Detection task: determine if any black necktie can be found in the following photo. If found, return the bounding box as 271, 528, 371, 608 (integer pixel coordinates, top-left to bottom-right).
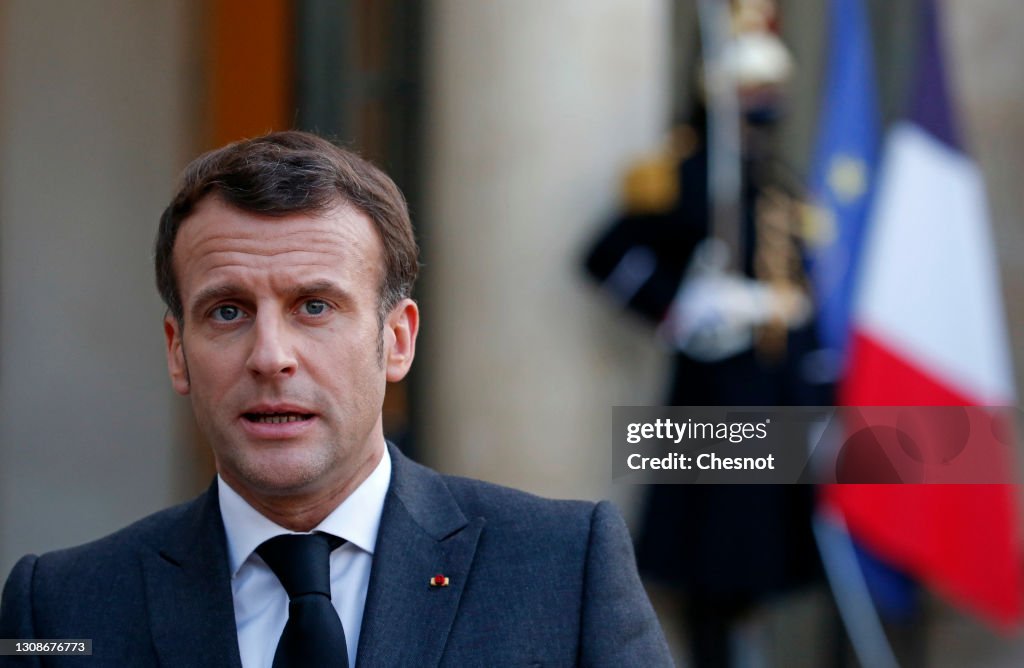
257, 532, 349, 668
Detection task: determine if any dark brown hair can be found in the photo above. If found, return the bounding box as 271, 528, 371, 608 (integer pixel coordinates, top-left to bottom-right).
154, 131, 419, 324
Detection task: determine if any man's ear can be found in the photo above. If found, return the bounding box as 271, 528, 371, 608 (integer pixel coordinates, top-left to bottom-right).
164, 313, 190, 395
383, 298, 419, 383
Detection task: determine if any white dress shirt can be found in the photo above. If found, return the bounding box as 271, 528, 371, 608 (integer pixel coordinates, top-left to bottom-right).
218, 448, 391, 668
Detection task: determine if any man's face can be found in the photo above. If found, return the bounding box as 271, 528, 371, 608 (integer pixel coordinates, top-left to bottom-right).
163, 196, 417, 503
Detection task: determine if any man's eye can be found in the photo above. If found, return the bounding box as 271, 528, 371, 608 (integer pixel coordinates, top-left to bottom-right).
302, 299, 329, 316
212, 305, 242, 322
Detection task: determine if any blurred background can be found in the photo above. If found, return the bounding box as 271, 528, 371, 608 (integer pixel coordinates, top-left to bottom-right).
1, 0, 1023, 665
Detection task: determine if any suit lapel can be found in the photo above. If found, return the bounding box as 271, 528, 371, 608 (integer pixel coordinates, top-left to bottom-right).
356, 445, 483, 667
141, 483, 243, 668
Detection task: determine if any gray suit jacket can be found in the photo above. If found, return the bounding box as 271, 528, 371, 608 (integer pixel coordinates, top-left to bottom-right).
1, 445, 672, 666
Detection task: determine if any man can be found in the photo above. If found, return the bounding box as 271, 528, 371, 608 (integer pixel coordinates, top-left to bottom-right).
0, 131, 672, 667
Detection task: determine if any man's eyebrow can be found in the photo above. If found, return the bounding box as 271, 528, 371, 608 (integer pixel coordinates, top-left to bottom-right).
190, 283, 248, 318
287, 280, 356, 306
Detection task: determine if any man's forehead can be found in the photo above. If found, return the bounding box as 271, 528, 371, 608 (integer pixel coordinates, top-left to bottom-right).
173, 196, 385, 292
176, 196, 382, 259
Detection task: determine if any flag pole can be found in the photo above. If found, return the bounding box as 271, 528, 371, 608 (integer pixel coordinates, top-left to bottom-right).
814, 512, 900, 668
697, 0, 743, 272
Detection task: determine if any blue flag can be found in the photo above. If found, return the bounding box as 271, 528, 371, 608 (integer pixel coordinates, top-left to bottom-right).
808, 0, 880, 360
811, 0, 918, 627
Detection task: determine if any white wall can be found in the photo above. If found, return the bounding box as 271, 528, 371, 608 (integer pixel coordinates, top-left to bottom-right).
0, 1, 198, 575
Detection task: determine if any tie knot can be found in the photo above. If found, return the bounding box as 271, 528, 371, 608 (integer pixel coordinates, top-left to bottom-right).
256, 532, 344, 599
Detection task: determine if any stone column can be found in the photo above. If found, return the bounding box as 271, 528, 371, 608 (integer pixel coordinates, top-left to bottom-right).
418, 0, 672, 501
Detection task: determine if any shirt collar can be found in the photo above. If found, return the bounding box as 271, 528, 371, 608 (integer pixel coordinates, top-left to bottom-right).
218, 447, 392, 577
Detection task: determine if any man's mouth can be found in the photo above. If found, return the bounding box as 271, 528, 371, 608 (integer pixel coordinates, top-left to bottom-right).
243, 412, 315, 424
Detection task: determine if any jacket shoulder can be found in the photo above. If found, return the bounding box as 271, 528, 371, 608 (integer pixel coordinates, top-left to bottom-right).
0, 491, 210, 649
435, 471, 605, 536
429, 471, 636, 571
31, 494, 200, 574
4, 491, 206, 619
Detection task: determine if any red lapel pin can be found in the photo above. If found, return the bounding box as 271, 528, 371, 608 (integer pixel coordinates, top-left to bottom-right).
429, 573, 450, 588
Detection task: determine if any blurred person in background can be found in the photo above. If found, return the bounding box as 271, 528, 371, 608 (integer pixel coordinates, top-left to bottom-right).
584, 1, 831, 665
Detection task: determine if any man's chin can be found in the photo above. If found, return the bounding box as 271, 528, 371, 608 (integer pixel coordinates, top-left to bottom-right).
217, 452, 335, 499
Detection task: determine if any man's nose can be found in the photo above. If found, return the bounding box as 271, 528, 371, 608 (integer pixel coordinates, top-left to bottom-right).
245, 312, 298, 378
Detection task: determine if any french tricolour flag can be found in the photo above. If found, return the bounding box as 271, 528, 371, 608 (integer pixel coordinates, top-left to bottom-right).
823, 0, 1022, 627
